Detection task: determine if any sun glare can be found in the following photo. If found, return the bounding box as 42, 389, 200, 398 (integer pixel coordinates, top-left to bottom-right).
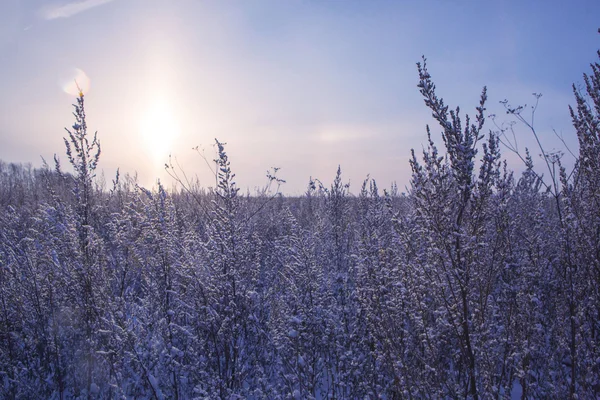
139, 100, 180, 164
60, 68, 91, 96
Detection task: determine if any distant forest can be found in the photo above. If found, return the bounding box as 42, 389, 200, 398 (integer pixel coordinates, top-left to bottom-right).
1, 38, 599, 399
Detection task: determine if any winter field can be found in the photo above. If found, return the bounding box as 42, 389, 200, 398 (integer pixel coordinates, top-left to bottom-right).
1, 41, 600, 400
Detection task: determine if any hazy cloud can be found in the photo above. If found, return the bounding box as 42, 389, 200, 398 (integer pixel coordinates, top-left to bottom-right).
41, 0, 116, 20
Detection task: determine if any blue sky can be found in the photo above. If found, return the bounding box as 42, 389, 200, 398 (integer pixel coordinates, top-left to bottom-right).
0, 0, 598, 194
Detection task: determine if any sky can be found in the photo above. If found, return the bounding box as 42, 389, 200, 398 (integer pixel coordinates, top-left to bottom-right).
0, 0, 599, 194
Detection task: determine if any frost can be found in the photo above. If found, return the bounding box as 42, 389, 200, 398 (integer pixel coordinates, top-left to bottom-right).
2, 53, 600, 399
148, 374, 163, 400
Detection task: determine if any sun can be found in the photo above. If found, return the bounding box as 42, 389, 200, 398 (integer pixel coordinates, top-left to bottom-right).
139, 100, 180, 164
